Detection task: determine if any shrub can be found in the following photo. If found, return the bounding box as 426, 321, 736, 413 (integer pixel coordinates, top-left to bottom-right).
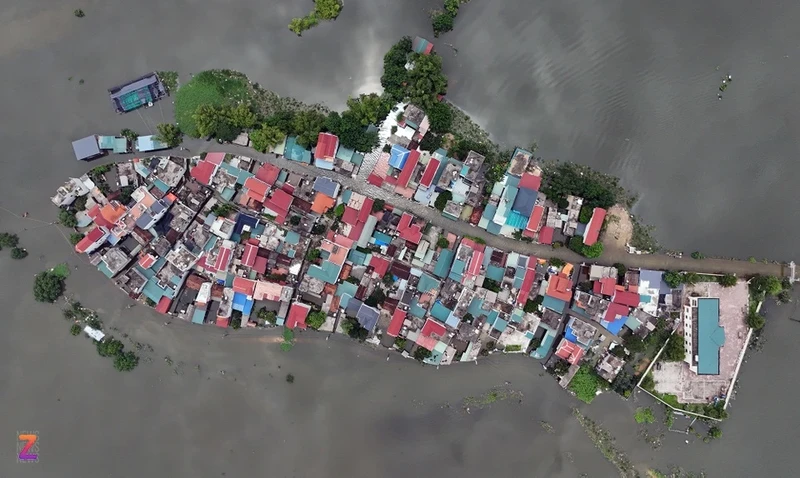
434, 190, 452, 211
691, 251, 704, 259
59, 209, 78, 228
257, 308, 277, 324
74, 9, 85, 18
708, 426, 722, 439
582, 242, 603, 259
156, 71, 178, 93
640, 373, 655, 391
414, 347, 432, 362
114, 351, 139, 371
283, 327, 295, 342
718, 274, 737, 287
437, 236, 450, 249
662, 337, 686, 362
155, 123, 183, 148
286, 373, 295, 383
747, 311, 766, 330
549, 258, 565, 268
0, 232, 19, 248
11, 247, 28, 260
432, 12, 454, 37
70, 324, 81, 336
568, 366, 602, 403
372, 199, 386, 212
634, 407, 655, 424
306, 311, 326, 330
280, 342, 293, 352
173, 70, 250, 137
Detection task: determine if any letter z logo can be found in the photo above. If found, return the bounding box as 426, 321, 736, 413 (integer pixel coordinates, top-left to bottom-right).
18, 433, 38, 461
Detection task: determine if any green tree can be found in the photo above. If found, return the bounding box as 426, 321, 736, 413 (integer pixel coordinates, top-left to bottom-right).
113, 351, 140, 371
11, 247, 28, 259
613, 263, 627, 276
426, 102, 453, 133
420, 132, 443, 152
437, 235, 450, 249
120, 128, 139, 143
578, 206, 593, 223
550, 359, 570, 377
290, 215, 301, 226
265, 111, 297, 134
372, 199, 386, 212
283, 327, 295, 342
623, 334, 645, 353
286, 373, 295, 383
414, 347, 432, 362
193, 104, 230, 138
346, 93, 389, 126
293, 110, 327, 148
434, 190, 452, 211
229, 103, 257, 130
59, 209, 78, 228
549, 257, 566, 268
444, 0, 460, 16
313, 0, 342, 20
155, 123, 183, 148
257, 307, 277, 324
97, 338, 124, 357
364, 289, 386, 307
582, 242, 604, 259
250, 125, 285, 153
383, 273, 394, 285
750, 275, 783, 299
33, 271, 65, 303
431, 12, 455, 37
70, 323, 81, 336
691, 251, 704, 260
157, 71, 179, 92
719, 274, 737, 287
405, 53, 448, 110
568, 236, 584, 254
778, 289, 792, 304
306, 249, 321, 261
640, 373, 655, 391
306, 310, 327, 330
0, 232, 19, 248
381, 37, 413, 102
662, 337, 686, 362
333, 204, 345, 218
663, 271, 684, 288
708, 426, 722, 439
326, 111, 380, 152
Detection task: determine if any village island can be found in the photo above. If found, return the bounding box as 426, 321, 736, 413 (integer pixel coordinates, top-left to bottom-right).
47, 36, 792, 422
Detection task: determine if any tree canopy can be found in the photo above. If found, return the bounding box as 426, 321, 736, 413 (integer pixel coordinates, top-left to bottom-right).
325, 111, 380, 152
293, 110, 327, 148
346, 94, 390, 126
540, 162, 626, 209
434, 190, 452, 211
250, 125, 285, 153
432, 12, 455, 37
719, 274, 737, 287
381, 37, 413, 102
749, 275, 783, 299
33, 271, 65, 303
623, 334, 645, 353
306, 310, 327, 330
155, 123, 183, 148
426, 102, 453, 133
662, 337, 686, 362
568, 365, 602, 403
405, 53, 448, 111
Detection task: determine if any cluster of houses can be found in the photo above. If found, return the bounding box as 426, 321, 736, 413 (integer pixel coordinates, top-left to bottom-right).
71, 134, 169, 161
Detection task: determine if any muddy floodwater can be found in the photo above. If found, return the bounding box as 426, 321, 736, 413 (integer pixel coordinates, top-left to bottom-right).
1, 1, 799, 476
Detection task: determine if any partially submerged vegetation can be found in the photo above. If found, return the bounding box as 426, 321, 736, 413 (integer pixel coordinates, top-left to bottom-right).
288, 0, 343, 36
568, 365, 607, 403
430, 0, 470, 37
573, 409, 638, 477
462, 386, 523, 409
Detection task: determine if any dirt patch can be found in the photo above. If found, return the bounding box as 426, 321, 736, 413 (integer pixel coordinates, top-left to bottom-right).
603, 204, 634, 252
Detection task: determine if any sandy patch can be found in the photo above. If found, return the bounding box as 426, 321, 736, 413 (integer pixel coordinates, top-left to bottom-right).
603, 204, 633, 252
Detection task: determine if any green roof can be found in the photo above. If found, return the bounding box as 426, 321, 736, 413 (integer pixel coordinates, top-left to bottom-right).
431, 302, 452, 323
285, 231, 301, 245
348, 249, 368, 265
433, 249, 455, 279
307, 260, 341, 284
697, 298, 724, 375
486, 265, 505, 282
418, 273, 440, 294
336, 146, 355, 162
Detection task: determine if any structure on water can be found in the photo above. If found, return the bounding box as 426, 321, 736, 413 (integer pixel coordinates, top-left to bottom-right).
108, 73, 167, 114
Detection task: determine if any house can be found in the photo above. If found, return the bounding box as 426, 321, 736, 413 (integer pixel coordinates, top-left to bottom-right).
52, 177, 92, 206
286, 302, 311, 329
387, 309, 407, 337
75, 226, 110, 254
136, 135, 169, 153
98, 136, 129, 154
262, 189, 293, 224
412, 36, 434, 55
554, 338, 584, 365
314, 132, 339, 170
543, 273, 573, 313
596, 352, 626, 382
583, 207, 607, 246
396, 212, 423, 244
72, 135, 102, 161
108, 72, 167, 113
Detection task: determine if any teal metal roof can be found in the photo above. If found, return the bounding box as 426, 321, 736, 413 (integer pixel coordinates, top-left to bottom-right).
336, 146, 355, 162
284, 136, 312, 163
351, 152, 364, 166
98, 136, 116, 149
487, 310, 500, 327
220, 187, 235, 201
624, 314, 642, 331
410, 302, 427, 318
542, 296, 566, 313
486, 265, 505, 282
506, 210, 529, 229
449, 259, 466, 282
113, 137, 128, 153
467, 297, 484, 317
348, 249, 368, 265
97, 261, 114, 278
307, 261, 341, 284
494, 318, 509, 332
431, 302, 452, 323
285, 231, 301, 245
192, 308, 206, 324
433, 249, 455, 279
531, 331, 556, 359
697, 298, 724, 375
418, 273, 440, 294
153, 178, 170, 193
487, 221, 503, 235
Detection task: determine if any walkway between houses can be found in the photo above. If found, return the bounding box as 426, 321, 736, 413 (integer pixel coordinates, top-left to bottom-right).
104, 140, 789, 279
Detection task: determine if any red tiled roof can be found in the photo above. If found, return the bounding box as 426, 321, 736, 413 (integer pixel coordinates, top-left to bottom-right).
583, 207, 607, 246
526, 205, 544, 232
538, 226, 554, 245
459, 237, 486, 253
205, 152, 225, 165
358, 199, 374, 223
594, 277, 617, 296
215, 316, 230, 328
370, 256, 391, 277
387, 309, 406, 337
253, 255, 268, 275
243, 177, 269, 201
264, 189, 293, 223
138, 253, 156, 269
242, 244, 258, 268
519, 173, 542, 191
285, 302, 311, 329
314, 132, 339, 160
517, 268, 538, 306
75, 226, 107, 253
342, 206, 359, 225
255, 163, 280, 185
396, 149, 420, 188
397, 212, 422, 244
367, 173, 383, 186
613, 290, 640, 308
605, 302, 629, 323
87, 204, 113, 229
546, 273, 573, 302
466, 250, 484, 278
155, 296, 172, 314
213, 246, 233, 273
232, 277, 256, 296
417, 318, 446, 351
555, 338, 584, 365
419, 158, 440, 188
190, 160, 217, 185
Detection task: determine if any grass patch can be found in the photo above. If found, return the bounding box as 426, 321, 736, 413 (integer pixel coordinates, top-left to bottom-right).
51, 262, 71, 279
174, 70, 250, 137
634, 407, 655, 424
568, 365, 605, 404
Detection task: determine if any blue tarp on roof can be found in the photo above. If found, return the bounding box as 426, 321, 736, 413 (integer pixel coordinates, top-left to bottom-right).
373, 231, 392, 246
388, 144, 410, 170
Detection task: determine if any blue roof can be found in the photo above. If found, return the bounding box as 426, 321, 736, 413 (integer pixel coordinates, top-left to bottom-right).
486, 221, 503, 235
433, 249, 455, 279
505, 210, 529, 229
531, 331, 556, 359
314, 158, 335, 170
357, 304, 380, 332
542, 296, 566, 313
388, 144, 410, 170
431, 301, 452, 323
697, 298, 724, 375
234, 213, 259, 235
512, 188, 537, 215
313, 177, 340, 197
601, 316, 626, 336
640, 269, 672, 294
468, 297, 485, 317
232, 292, 247, 309
136, 135, 168, 152
564, 324, 579, 343
493, 318, 509, 332
373, 231, 392, 246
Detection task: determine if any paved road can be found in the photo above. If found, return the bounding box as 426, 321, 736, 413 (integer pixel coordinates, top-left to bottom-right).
102, 140, 789, 278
